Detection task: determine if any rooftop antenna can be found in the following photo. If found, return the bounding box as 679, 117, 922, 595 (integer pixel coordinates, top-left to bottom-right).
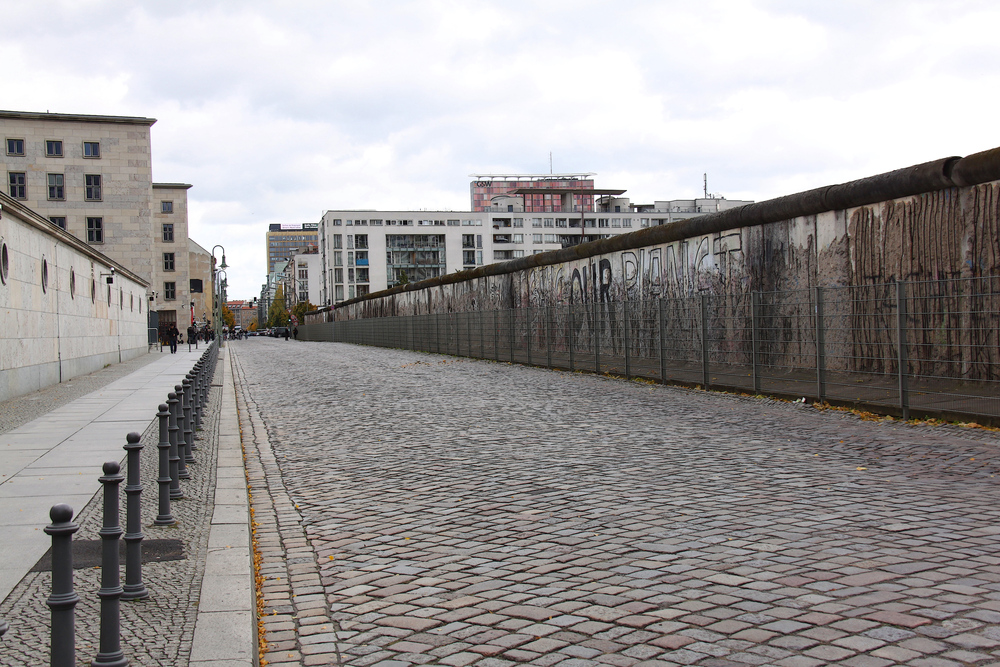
704, 173, 708, 198
550, 152, 553, 175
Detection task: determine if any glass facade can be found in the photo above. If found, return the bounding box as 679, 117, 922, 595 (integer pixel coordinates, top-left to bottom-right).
385, 234, 446, 286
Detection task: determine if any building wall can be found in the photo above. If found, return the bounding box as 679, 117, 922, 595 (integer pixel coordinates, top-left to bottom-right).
1, 112, 157, 284
266, 224, 318, 274
188, 239, 213, 327
152, 183, 193, 333
470, 175, 596, 212
0, 193, 149, 402
317, 211, 647, 305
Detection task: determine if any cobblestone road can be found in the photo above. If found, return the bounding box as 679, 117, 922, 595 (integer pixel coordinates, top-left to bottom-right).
232, 338, 1000, 667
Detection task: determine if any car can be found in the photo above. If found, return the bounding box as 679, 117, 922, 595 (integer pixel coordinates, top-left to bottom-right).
272, 326, 289, 338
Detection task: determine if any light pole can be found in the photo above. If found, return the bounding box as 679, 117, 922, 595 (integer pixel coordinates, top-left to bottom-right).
212, 245, 228, 345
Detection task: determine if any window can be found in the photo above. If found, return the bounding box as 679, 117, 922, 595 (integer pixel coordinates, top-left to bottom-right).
347, 251, 354, 266
357, 267, 369, 282
544, 235, 557, 243
83, 141, 101, 158
164, 281, 176, 300
477, 235, 482, 248
161, 201, 173, 213
623, 218, 632, 228
532, 234, 542, 244
463, 250, 476, 265
462, 234, 475, 249
347, 235, 354, 249
447, 219, 460, 226
370, 219, 383, 226
532, 218, 542, 227
349, 285, 355, 299
476, 250, 483, 265
333, 234, 342, 249
335, 285, 344, 301
512, 234, 523, 244
163, 252, 175, 271
355, 234, 368, 249
190, 279, 203, 293
513, 250, 524, 258
0, 242, 7, 285
6, 139, 24, 156
513, 218, 524, 228
46, 140, 63, 157
334, 252, 343, 266
334, 268, 343, 283
556, 218, 568, 228
611, 218, 621, 228
8, 172, 26, 199
162, 223, 174, 242
356, 285, 369, 297
544, 218, 554, 228
331, 218, 342, 226
85, 174, 102, 201
48, 173, 64, 200
87, 217, 103, 243
49, 216, 66, 229
599, 218, 609, 228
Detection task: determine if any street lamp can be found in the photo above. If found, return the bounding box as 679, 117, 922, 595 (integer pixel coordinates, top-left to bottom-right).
212, 245, 228, 345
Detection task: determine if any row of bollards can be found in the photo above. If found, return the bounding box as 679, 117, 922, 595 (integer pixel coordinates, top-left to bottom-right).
43, 339, 219, 666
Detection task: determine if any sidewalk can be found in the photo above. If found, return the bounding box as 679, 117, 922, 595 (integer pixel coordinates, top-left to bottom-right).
0, 344, 254, 666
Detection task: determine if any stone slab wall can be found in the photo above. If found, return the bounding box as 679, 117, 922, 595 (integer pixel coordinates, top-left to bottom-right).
0, 195, 149, 402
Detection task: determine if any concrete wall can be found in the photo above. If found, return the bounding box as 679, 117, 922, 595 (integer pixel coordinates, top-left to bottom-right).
321, 149, 1000, 382
0, 193, 149, 402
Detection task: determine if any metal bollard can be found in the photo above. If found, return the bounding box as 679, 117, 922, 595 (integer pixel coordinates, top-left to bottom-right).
153, 404, 175, 525
174, 385, 190, 481
122, 432, 148, 601
45, 503, 80, 667
192, 362, 203, 435
93, 461, 128, 667
183, 377, 196, 459
167, 392, 183, 499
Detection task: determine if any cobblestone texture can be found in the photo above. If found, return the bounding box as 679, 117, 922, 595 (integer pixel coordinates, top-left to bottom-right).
0, 354, 223, 666
232, 338, 1000, 667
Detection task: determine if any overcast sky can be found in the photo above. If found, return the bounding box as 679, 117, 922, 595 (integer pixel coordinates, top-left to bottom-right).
5, 0, 999, 298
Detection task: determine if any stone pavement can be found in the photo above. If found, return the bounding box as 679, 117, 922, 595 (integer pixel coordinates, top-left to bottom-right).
231, 338, 1000, 667
0, 343, 254, 666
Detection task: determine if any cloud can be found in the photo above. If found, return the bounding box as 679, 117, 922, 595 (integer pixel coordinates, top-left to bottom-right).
3, 0, 999, 298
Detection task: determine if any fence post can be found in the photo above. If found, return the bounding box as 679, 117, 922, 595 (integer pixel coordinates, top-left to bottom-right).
46, 503, 80, 667
546, 305, 553, 369
568, 305, 575, 371
122, 432, 148, 601
896, 280, 910, 420
526, 307, 532, 366
467, 311, 472, 358
436, 313, 441, 355
701, 294, 710, 390
93, 461, 127, 667
494, 309, 499, 361
154, 403, 175, 525
815, 286, 826, 402
751, 291, 761, 394
623, 300, 631, 380
479, 309, 485, 360
509, 308, 515, 363
594, 303, 601, 374
659, 298, 667, 384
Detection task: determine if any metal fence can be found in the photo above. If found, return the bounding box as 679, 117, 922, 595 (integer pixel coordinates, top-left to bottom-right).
301, 276, 1000, 423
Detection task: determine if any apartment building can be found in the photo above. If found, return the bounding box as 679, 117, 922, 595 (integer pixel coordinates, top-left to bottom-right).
470, 173, 596, 213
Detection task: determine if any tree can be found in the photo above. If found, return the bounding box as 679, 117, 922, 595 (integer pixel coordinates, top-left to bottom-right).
267, 285, 289, 327
248, 318, 258, 332
291, 300, 316, 325
396, 270, 410, 286
222, 304, 236, 329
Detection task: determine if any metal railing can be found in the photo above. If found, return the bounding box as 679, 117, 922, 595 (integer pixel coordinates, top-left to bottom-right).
301, 276, 1000, 423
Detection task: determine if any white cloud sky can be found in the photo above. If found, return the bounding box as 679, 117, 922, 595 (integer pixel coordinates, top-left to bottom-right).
4, 0, 999, 298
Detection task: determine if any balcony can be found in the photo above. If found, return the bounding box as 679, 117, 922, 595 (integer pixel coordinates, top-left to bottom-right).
355, 258, 369, 266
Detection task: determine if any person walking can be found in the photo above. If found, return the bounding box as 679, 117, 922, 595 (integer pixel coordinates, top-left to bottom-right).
293, 326, 299, 340
168, 324, 179, 354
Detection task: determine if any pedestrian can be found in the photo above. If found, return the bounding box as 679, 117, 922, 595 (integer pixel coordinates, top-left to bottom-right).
168, 324, 179, 354
293, 326, 299, 340
187, 325, 197, 349
284, 327, 290, 341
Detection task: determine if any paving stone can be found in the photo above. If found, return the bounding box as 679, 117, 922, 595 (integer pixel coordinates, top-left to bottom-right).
224, 342, 1000, 667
